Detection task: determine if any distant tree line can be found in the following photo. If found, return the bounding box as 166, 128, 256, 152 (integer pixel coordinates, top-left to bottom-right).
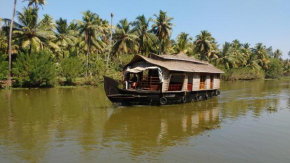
0, 0, 289, 87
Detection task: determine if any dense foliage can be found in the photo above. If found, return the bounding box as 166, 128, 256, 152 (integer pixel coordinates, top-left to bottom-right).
13, 51, 56, 87
0, 53, 8, 80
265, 58, 283, 79
60, 56, 84, 84
0, 1, 289, 87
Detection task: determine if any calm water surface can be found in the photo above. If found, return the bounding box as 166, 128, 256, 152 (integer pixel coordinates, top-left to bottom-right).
0, 79, 290, 163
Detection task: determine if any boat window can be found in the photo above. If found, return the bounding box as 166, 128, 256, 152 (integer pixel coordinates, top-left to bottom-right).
200, 74, 206, 90
168, 74, 185, 91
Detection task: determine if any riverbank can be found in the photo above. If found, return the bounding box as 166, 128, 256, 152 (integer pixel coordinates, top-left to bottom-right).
2, 76, 289, 89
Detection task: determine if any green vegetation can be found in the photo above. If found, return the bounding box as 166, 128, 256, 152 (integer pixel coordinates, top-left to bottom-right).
13, 51, 56, 87
0, 53, 8, 80
59, 56, 84, 84
265, 58, 283, 79
222, 68, 265, 81
0, 1, 289, 87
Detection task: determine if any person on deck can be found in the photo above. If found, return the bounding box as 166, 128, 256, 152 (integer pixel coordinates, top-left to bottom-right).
130, 74, 138, 82
130, 74, 138, 89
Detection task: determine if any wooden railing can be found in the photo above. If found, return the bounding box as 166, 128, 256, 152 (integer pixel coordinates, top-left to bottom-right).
131, 77, 161, 91
168, 83, 183, 91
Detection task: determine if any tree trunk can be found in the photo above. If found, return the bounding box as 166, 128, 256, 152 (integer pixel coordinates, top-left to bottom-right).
7, 0, 17, 87
106, 14, 113, 69
158, 40, 162, 55
86, 35, 90, 77
29, 44, 32, 56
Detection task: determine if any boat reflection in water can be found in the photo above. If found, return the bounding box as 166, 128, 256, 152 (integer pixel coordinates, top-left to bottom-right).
102, 98, 220, 157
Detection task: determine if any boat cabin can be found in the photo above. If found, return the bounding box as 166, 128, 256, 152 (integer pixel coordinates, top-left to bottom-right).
123, 53, 224, 93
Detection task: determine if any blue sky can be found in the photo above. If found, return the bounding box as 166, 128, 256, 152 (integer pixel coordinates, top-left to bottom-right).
1, 0, 289, 59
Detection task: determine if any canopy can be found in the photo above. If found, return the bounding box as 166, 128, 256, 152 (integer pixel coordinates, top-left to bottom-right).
124, 62, 163, 82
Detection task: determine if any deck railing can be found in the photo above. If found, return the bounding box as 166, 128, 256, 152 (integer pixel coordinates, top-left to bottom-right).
130, 76, 161, 91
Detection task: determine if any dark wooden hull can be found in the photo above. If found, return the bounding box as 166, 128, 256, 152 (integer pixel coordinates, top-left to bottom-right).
104, 76, 220, 106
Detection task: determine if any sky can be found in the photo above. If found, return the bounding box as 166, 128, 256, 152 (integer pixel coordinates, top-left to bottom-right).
0, 0, 289, 59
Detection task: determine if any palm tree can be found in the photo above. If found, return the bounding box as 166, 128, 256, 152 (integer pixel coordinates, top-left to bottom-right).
54, 18, 77, 58
12, 7, 57, 54
39, 14, 55, 30
151, 10, 173, 54
0, 19, 8, 54
267, 46, 274, 57
132, 15, 157, 55
229, 39, 246, 66
77, 10, 106, 77
194, 30, 215, 61
23, 0, 46, 8
253, 43, 270, 69
274, 49, 282, 59
6, 0, 47, 86
241, 43, 260, 70
112, 18, 138, 56
214, 42, 239, 69
174, 32, 192, 54
7, 0, 17, 86
245, 54, 261, 71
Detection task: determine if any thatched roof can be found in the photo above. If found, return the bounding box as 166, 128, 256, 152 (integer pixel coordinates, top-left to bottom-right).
154, 52, 206, 64
125, 53, 224, 74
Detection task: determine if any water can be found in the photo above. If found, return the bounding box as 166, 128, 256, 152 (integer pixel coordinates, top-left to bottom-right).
0, 79, 289, 163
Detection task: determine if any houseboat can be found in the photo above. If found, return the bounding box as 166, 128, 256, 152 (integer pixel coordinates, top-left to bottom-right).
104, 53, 224, 105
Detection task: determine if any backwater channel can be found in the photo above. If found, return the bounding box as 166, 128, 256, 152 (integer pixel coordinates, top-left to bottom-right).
0, 79, 290, 163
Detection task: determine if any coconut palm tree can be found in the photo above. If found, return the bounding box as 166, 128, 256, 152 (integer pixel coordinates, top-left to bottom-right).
6, 0, 46, 86
77, 10, 106, 77
12, 7, 57, 55
132, 15, 157, 55
253, 43, 270, 69
173, 32, 192, 54
240, 43, 260, 70
0, 19, 8, 54
7, 0, 17, 86
151, 10, 173, 54
112, 18, 138, 56
194, 30, 215, 61
229, 40, 246, 66
23, 0, 46, 8
246, 55, 261, 71
274, 49, 282, 59
267, 46, 274, 57
68, 22, 79, 31
54, 18, 77, 58
214, 42, 239, 69
39, 14, 55, 30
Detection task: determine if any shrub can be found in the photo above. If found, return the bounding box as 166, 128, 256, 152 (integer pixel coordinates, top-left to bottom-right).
0, 53, 8, 80
222, 67, 264, 81
265, 58, 283, 79
60, 57, 84, 84
13, 51, 56, 87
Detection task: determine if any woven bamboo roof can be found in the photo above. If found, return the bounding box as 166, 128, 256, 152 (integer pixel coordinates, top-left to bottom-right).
125, 53, 224, 74
154, 52, 207, 64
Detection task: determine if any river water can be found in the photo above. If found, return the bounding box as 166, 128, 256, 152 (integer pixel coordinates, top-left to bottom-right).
0, 79, 290, 163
